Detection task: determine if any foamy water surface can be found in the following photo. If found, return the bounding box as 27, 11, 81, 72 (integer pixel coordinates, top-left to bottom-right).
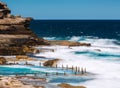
0, 36, 120, 88
37, 36, 120, 88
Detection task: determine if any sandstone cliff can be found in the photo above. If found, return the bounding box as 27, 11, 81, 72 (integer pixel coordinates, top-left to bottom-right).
0, 1, 91, 55
0, 1, 49, 55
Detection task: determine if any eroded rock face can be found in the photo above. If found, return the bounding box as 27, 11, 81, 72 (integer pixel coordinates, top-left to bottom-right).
0, 2, 11, 19
0, 1, 49, 55
0, 2, 34, 33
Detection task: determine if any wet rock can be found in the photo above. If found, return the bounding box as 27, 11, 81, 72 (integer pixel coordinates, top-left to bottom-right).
0, 57, 7, 65
16, 55, 28, 60
22, 46, 36, 53
50, 40, 91, 47
58, 83, 86, 88
23, 38, 50, 46
0, 47, 26, 55
95, 49, 101, 52
16, 55, 36, 61
43, 59, 60, 67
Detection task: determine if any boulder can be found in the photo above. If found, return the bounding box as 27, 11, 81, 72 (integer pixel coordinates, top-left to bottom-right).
0, 57, 7, 64
43, 59, 60, 67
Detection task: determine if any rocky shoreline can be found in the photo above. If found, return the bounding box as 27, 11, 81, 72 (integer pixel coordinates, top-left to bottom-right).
0, 1, 91, 55
0, 1, 49, 55
0, 76, 44, 88
0, 1, 88, 88
0, 76, 86, 88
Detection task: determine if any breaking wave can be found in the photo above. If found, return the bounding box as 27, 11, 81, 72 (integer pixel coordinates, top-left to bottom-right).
39, 36, 120, 88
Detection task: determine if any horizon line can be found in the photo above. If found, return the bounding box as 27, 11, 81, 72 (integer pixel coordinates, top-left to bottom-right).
33, 19, 120, 20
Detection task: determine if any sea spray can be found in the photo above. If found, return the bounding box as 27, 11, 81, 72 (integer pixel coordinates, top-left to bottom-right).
35, 37, 120, 88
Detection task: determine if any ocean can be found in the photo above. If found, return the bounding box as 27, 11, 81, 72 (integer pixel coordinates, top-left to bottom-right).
30, 20, 120, 88
30, 20, 120, 40
0, 20, 120, 88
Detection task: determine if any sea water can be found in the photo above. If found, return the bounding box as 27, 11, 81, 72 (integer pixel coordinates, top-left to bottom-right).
0, 20, 120, 88
31, 20, 120, 88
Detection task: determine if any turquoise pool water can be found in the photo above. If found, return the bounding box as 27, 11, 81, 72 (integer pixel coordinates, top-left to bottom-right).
0, 65, 80, 76
0, 65, 92, 84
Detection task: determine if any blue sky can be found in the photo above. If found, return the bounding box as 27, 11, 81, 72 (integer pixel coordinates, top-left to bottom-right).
4, 0, 120, 19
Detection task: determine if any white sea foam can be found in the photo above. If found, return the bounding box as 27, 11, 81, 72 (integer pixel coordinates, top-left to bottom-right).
44, 36, 120, 48
69, 36, 81, 41
35, 37, 120, 88
0, 65, 65, 74
0, 65, 29, 68
44, 37, 56, 40
1, 36, 120, 88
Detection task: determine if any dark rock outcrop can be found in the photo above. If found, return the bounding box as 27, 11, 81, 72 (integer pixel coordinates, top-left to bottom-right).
0, 2, 11, 19
0, 1, 49, 55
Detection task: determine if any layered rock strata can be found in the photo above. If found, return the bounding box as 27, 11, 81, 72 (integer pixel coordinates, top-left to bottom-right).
0, 1, 49, 55
0, 1, 91, 55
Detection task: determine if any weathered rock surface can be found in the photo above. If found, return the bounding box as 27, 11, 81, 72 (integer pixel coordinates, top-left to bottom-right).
0, 1, 91, 56
16, 55, 36, 61
58, 83, 86, 88
0, 77, 44, 88
0, 1, 49, 55
43, 59, 60, 67
50, 40, 91, 46
0, 2, 10, 19
0, 57, 7, 64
